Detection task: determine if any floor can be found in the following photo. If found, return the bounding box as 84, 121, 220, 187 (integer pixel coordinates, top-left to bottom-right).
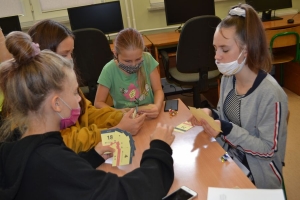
166, 87, 300, 200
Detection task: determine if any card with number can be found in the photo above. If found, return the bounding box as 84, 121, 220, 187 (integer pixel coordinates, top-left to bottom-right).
101, 128, 135, 166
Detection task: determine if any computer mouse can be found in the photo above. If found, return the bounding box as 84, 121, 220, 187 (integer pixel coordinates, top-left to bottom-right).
287, 19, 294, 24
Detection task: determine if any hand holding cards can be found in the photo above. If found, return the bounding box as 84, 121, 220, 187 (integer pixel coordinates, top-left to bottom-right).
189, 106, 222, 132
101, 128, 136, 166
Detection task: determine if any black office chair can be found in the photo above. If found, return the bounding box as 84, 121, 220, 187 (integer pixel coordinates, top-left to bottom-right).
72, 28, 113, 103
160, 15, 221, 108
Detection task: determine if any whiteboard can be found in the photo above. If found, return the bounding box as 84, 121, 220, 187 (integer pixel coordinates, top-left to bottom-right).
0, 0, 24, 18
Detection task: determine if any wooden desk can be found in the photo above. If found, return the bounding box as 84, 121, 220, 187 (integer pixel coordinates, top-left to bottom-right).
97, 99, 255, 199
263, 14, 300, 30
143, 14, 300, 95
144, 31, 180, 61
263, 14, 300, 95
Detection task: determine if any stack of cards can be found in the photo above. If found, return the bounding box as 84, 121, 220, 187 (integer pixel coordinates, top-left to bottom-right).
174, 121, 194, 133
101, 128, 135, 167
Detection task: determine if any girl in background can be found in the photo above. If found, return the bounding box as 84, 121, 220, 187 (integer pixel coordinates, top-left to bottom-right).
95, 28, 164, 119
0, 20, 145, 153
0, 31, 175, 200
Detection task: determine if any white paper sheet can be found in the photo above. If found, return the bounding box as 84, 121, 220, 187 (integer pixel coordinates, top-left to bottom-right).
207, 187, 285, 200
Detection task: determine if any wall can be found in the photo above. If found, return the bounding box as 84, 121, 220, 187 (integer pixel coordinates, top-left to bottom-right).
16, 0, 300, 34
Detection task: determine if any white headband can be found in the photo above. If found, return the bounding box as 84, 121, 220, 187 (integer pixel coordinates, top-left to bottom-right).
229, 7, 246, 17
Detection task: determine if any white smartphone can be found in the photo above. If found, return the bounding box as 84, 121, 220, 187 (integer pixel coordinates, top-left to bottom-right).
162, 186, 197, 200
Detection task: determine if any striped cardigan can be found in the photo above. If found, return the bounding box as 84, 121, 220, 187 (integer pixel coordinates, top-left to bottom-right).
214, 70, 288, 189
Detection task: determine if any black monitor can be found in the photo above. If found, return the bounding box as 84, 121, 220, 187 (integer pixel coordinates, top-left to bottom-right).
67, 2, 124, 42
246, 0, 293, 22
0, 16, 22, 36
164, 0, 215, 27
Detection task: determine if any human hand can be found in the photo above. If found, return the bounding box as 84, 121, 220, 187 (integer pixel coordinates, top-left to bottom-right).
94, 142, 115, 160
188, 116, 202, 126
201, 108, 212, 117
200, 119, 221, 138
138, 104, 160, 119
116, 108, 146, 135
150, 123, 175, 146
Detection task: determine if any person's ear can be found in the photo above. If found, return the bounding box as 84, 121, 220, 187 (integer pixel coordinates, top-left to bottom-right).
51, 96, 62, 112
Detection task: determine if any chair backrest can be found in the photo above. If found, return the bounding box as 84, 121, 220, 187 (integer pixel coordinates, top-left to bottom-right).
269, 31, 300, 66
176, 15, 221, 74
73, 28, 113, 102
266, 26, 300, 48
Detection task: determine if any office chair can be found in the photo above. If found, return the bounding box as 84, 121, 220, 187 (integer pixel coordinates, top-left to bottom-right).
160, 15, 221, 108
72, 28, 114, 103
269, 31, 300, 86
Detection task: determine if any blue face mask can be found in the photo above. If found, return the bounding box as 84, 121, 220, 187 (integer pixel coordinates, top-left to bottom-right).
118, 60, 144, 74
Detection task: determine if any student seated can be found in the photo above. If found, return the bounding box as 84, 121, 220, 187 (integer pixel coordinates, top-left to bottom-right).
95, 28, 164, 119
0, 20, 146, 154
0, 31, 175, 200
190, 4, 288, 189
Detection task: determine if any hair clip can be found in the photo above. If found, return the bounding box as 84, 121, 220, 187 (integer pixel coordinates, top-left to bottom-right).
31, 42, 40, 56
229, 7, 246, 17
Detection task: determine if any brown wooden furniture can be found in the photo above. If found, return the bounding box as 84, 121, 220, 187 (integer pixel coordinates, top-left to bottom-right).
144, 32, 180, 75
268, 27, 300, 86
97, 99, 255, 199
143, 14, 300, 95
264, 14, 300, 94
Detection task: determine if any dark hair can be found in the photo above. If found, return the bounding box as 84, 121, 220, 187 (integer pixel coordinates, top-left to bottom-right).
0, 31, 74, 142
218, 4, 272, 73
27, 19, 86, 114
28, 19, 74, 53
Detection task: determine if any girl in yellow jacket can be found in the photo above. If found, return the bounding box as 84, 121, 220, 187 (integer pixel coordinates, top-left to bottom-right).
0, 20, 145, 153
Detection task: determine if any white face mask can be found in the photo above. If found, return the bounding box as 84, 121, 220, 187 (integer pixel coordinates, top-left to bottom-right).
215, 50, 246, 76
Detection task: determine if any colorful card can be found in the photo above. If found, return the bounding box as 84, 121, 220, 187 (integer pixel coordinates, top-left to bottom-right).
174, 121, 194, 133
101, 128, 135, 166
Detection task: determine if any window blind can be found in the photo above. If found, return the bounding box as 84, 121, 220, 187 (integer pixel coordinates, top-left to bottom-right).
39, 0, 94, 12
0, 0, 24, 18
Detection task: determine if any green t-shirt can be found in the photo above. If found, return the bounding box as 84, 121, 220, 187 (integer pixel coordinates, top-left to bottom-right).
98, 52, 158, 109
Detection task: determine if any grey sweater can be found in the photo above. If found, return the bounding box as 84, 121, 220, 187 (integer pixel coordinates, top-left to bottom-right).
214, 71, 288, 189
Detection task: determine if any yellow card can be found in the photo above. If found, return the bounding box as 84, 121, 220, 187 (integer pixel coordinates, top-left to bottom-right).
138, 104, 153, 111
189, 106, 222, 132
119, 146, 131, 165
132, 109, 137, 119
101, 129, 118, 146
174, 121, 194, 133
110, 142, 120, 167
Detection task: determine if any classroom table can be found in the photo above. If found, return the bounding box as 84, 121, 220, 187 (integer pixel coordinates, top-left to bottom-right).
97, 99, 256, 199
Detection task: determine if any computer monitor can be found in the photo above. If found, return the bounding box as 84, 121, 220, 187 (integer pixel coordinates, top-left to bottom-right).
0, 16, 22, 36
164, 0, 215, 27
67, 2, 124, 42
246, 0, 293, 22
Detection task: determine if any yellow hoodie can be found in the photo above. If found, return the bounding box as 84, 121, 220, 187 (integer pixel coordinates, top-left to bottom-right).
60, 97, 123, 153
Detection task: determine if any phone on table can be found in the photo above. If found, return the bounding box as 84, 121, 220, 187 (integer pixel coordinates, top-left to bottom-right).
162, 186, 197, 200
164, 99, 179, 112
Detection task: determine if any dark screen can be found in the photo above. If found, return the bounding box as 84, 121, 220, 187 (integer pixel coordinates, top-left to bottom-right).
245, 0, 292, 12
163, 188, 193, 200
164, 0, 215, 25
67, 2, 124, 34
0, 16, 22, 35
